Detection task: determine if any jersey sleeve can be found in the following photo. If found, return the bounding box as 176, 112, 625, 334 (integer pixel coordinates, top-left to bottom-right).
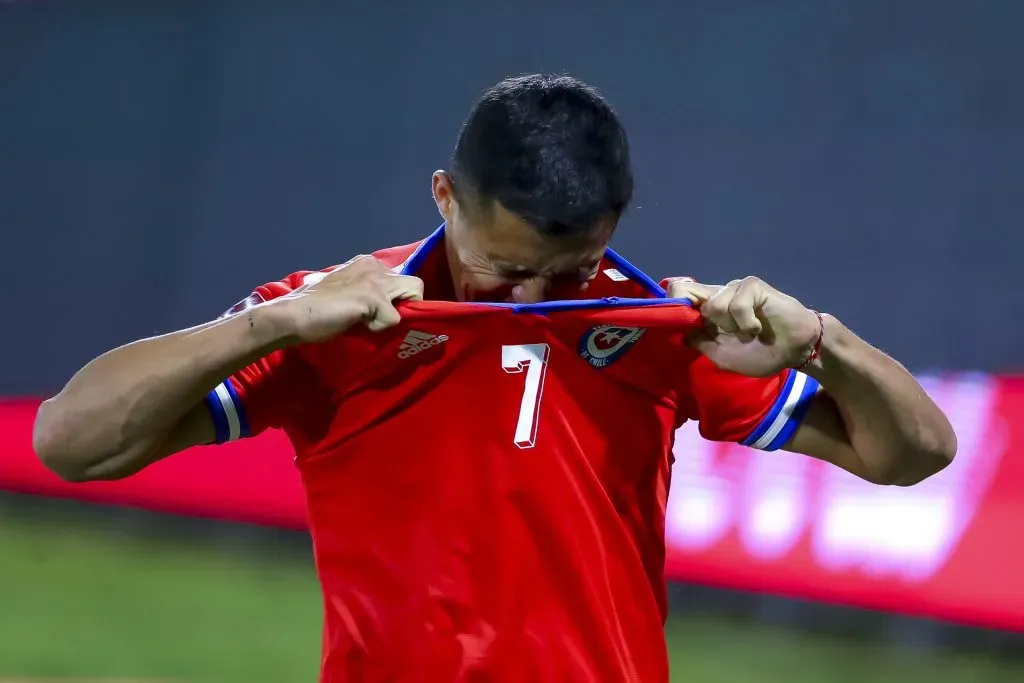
679, 355, 821, 451
203, 273, 315, 444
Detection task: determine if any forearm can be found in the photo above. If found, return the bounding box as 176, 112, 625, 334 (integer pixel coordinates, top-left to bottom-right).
803, 315, 957, 485
33, 303, 294, 476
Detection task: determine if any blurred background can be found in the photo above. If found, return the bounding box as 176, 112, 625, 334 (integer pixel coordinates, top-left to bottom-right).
1, 0, 1022, 681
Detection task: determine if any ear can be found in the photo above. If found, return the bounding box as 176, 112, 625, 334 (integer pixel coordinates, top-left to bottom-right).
432, 170, 457, 222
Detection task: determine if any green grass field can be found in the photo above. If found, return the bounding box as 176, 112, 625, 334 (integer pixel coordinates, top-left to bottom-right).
1, 504, 1021, 683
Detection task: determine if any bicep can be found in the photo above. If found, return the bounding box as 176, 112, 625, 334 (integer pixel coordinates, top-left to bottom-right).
139, 357, 303, 471
162, 401, 218, 455
782, 392, 872, 480
681, 350, 880, 482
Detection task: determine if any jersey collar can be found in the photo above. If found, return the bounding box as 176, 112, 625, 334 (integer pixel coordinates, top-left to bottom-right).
399, 223, 667, 298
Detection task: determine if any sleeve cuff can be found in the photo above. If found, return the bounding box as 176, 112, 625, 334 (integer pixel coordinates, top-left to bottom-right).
740, 370, 821, 451
204, 380, 251, 444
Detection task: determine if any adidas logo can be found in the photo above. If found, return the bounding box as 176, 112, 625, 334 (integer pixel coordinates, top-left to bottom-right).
397, 329, 449, 359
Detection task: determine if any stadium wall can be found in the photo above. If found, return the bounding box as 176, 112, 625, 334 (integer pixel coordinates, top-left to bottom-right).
3, 372, 1021, 631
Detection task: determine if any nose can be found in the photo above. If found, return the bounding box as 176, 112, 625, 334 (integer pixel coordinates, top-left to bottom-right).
512, 277, 549, 304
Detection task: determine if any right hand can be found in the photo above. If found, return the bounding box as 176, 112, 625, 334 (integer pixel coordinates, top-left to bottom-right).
272, 256, 424, 342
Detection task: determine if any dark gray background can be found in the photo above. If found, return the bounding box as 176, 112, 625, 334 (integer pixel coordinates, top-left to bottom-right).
2, 0, 1021, 395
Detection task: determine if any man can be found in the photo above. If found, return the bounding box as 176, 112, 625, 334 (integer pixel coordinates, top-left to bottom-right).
33, 74, 956, 682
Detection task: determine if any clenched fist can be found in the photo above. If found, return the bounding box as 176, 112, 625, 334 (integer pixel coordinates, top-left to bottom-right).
270, 256, 424, 342
667, 276, 821, 378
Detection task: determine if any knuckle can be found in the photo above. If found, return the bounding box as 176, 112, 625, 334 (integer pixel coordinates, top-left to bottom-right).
740, 275, 762, 286
704, 289, 729, 308
339, 256, 365, 271
702, 300, 727, 318
727, 297, 749, 314
345, 255, 384, 276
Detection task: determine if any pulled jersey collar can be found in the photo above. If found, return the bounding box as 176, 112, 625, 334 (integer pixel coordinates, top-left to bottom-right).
399, 223, 667, 298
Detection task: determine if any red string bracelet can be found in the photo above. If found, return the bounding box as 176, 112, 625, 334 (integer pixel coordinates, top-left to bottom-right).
796, 310, 825, 371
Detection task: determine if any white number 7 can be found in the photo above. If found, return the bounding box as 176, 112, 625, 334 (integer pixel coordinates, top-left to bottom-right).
501, 343, 551, 449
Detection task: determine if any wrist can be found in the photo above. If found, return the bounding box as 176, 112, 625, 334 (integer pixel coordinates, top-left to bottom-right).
248, 299, 303, 350
793, 309, 824, 371
799, 314, 848, 382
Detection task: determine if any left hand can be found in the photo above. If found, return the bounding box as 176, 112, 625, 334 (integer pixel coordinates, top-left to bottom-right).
667, 276, 821, 378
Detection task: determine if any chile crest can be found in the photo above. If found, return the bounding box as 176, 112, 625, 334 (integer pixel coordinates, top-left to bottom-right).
578, 325, 646, 368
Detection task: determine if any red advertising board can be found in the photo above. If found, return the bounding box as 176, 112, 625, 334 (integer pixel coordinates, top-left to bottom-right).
2, 372, 1022, 630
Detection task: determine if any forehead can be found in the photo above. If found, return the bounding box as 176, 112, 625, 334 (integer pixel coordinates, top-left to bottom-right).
470, 202, 614, 271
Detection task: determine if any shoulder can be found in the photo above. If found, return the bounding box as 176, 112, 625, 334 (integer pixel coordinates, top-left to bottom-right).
219, 267, 338, 317
581, 260, 661, 299
372, 239, 425, 272
255, 268, 338, 299
221, 241, 423, 318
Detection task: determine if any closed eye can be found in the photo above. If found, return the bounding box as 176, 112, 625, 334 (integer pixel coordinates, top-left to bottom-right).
500, 268, 537, 280
498, 262, 598, 283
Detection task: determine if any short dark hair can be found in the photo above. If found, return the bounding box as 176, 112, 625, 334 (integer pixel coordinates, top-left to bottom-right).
451, 74, 633, 237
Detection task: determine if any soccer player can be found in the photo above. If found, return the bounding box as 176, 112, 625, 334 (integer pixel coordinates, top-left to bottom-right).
33, 75, 956, 682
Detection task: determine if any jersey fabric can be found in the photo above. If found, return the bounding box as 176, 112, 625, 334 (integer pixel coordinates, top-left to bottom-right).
205, 224, 820, 683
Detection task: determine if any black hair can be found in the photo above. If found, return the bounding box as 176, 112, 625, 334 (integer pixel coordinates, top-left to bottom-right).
450, 74, 633, 237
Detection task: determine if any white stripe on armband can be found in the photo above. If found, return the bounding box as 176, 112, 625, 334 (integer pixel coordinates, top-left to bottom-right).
205, 380, 249, 444
742, 370, 821, 451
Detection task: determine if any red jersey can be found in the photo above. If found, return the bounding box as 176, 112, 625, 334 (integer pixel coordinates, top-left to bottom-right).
205, 225, 819, 682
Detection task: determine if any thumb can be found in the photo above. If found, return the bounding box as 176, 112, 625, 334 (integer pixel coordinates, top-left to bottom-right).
364, 300, 402, 333
387, 274, 424, 302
